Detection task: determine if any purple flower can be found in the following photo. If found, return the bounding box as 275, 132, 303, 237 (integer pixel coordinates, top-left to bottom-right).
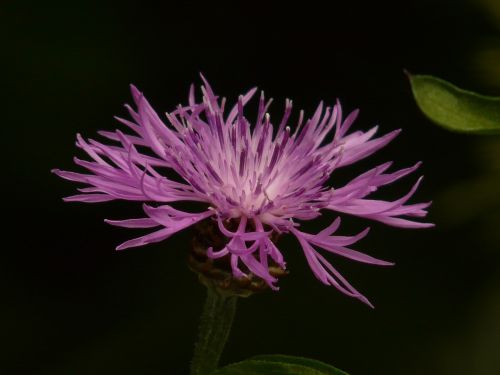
53, 76, 432, 306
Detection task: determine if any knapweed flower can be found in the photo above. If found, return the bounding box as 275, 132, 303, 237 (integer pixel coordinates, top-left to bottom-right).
53, 76, 432, 306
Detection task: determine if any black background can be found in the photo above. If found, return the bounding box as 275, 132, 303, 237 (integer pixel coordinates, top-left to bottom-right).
3, 0, 500, 374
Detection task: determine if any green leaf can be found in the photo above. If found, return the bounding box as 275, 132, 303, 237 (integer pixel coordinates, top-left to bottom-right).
211, 354, 348, 375
250, 355, 349, 374
408, 74, 500, 134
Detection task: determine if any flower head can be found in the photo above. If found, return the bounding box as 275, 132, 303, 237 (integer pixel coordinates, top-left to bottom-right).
53, 76, 432, 306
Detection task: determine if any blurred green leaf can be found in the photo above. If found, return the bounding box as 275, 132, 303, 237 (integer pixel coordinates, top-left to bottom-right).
211, 354, 348, 375
408, 74, 500, 134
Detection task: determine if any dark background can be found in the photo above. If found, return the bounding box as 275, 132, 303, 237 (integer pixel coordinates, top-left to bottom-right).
3, 0, 500, 374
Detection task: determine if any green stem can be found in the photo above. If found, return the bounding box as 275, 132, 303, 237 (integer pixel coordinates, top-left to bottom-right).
190, 285, 238, 375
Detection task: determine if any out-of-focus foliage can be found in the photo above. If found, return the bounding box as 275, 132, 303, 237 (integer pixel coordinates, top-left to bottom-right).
471, 44, 500, 90
435, 137, 500, 241
409, 74, 500, 134
468, 0, 500, 90
475, 0, 500, 30
435, 277, 500, 375
432, 134, 500, 374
